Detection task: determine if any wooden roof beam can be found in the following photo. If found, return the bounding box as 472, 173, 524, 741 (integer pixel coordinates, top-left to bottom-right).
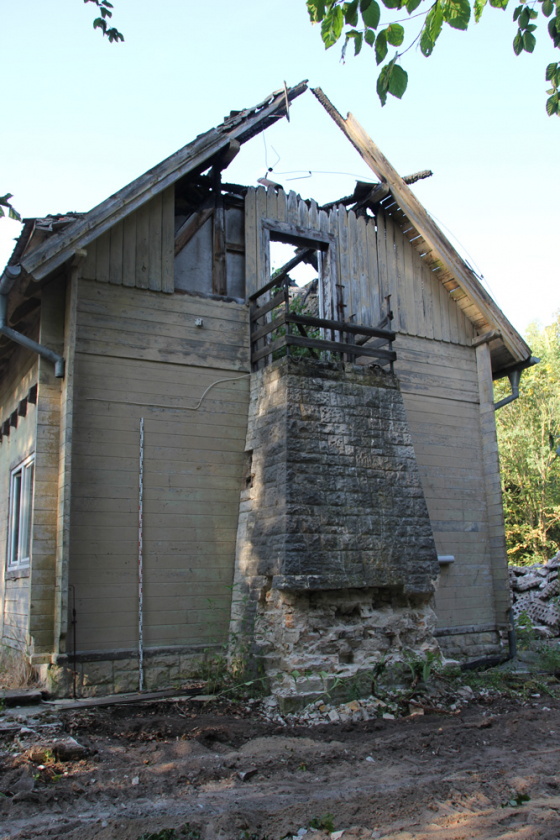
311, 86, 531, 365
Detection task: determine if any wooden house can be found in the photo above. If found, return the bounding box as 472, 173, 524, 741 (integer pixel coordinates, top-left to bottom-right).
0, 82, 534, 697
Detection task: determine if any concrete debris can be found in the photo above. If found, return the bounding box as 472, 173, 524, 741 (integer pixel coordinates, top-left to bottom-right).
510, 552, 560, 636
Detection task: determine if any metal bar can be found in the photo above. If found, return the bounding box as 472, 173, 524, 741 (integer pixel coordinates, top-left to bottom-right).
138, 417, 144, 693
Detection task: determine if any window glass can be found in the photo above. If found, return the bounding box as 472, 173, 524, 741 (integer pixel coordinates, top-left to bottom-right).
8, 456, 34, 569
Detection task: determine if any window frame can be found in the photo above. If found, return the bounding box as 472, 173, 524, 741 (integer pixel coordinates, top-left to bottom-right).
7, 454, 35, 570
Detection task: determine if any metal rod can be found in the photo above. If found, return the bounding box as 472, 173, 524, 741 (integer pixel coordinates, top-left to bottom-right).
138, 417, 144, 692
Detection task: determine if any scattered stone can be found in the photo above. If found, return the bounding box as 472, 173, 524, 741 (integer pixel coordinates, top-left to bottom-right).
237, 768, 258, 781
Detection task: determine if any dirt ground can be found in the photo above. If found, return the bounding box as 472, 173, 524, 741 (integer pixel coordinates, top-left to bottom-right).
2, 689, 560, 840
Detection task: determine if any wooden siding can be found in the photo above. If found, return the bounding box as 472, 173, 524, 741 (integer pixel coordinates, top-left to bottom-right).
394, 334, 496, 629
0, 347, 38, 650
69, 277, 251, 652
82, 188, 175, 295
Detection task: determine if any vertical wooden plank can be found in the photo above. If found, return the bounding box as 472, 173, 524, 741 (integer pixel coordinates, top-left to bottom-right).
449, 291, 459, 343
384, 217, 399, 330
431, 271, 442, 341
366, 218, 381, 325
298, 197, 309, 230
318, 209, 330, 321
82, 240, 97, 281
161, 185, 174, 294
123, 211, 137, 289
255, 186, 268, 291
463, 309, 475, 342
375, 212, 388, 305
109, 220, 123, 286
287, 191, 298, 227
266, 186, 278, 224
356, 215, 369, 327
394, 224, 408, 333
411, 247, 425, 338
309, 199, 319, 230
421, 261, 434, 340
337, 206, 350, 324
96, 231, 110, 283
135, 203, 150, 289
403, 235, 416, 337
244, 188, 258, 300
276, 189, 287, 224
148, 193, 163, 292
439, 279, 450, 342
347, 209, 359, 322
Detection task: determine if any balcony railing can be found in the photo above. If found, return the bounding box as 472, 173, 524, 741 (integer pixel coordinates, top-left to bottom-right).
249, 274, 397, 372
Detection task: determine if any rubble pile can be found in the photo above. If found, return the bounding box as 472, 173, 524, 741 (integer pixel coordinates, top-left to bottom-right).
258, 683, 487, 726
510, 551, 560, 637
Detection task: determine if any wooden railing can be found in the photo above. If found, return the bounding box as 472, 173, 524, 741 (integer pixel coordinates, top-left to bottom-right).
249, 275, 396, 372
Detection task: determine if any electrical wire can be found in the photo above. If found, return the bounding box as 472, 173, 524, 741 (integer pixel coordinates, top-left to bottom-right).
85, 374, 251, 412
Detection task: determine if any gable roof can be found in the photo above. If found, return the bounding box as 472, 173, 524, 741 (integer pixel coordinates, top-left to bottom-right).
17, 81, 308, 283
6, 81, 530, 375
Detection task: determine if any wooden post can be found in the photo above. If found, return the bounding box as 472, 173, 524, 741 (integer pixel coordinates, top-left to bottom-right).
212, 167, 227, 297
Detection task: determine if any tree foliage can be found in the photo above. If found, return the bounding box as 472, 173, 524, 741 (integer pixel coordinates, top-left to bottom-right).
495, 314, 560, 564
85, 0, 124, 43
306, 0, 560, 115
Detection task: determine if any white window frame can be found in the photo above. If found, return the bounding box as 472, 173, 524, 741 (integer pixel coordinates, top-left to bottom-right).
7, 454, 34, 570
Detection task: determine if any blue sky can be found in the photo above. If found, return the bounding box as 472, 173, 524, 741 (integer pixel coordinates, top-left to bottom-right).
1, 0, 558, 335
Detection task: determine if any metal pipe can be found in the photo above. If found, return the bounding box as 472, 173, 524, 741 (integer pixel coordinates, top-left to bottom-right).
0, 270, 65, 378
138, 417, 144, 692
494, 356, 539, 411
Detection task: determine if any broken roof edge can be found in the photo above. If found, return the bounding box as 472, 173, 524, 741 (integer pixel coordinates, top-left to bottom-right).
16, 80, 308, 283
311, 87, 531, 368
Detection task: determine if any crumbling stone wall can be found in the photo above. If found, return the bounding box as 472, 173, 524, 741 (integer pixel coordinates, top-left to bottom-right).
231, 358, 440, 705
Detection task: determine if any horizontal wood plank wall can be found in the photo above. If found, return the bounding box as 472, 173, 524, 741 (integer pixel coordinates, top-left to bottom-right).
75, 280, 250, 371
394, 334, 496, 630
0, 349, 38, 649
69, 277, 251, 652
82, 188, 175, 295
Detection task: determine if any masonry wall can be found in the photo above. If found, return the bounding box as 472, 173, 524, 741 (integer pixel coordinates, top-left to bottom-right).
231, 358, 440, 707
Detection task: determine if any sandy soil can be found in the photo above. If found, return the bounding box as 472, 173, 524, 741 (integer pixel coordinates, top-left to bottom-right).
2, 692, 560, 840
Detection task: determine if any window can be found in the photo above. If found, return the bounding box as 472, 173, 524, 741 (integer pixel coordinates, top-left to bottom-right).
8, 455, 34, 569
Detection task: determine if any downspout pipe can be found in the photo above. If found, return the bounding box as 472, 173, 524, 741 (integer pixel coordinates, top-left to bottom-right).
0, 265, 65, 378
494, 356, 539, 411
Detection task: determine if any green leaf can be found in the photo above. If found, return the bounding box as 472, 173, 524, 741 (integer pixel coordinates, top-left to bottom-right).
406, 0, 423, 10
488, 0, 509, 8
0, 194, 14, 205
513, 29, 523, 52
420, 2, 444, 55
387, 22, 405, 43
383, 0, 406, 8
523, 30, 536, 49
344, 0, 359, 25
549, 16, 560, 48
346, 28, 364, 52
321, 5, 344, 47
364, 26, 376, 44
8, 206, 21, 222
513, 4, 522, 20
361, 0, 381, 27
546, 93, 559, 114
518, 8, 530, 27
475, 0, 487, 22
441, 0, 471, 30
307, 0, 327, 21
376, 63, 392, 106
388, 63, 408, 97
543, 0, 554, 16
375, 29, 388, 63
546, 61, 558, 80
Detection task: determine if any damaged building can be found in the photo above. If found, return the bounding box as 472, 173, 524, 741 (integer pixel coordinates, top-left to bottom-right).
0, 82, 534, 700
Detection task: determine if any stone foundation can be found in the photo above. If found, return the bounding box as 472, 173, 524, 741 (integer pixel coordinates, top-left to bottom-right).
37, 646, 213, 698
436, 629, 503, 660
254, 586, 439, 710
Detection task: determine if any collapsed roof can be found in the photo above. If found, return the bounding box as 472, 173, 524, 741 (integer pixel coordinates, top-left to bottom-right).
2, 80, 530, 377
